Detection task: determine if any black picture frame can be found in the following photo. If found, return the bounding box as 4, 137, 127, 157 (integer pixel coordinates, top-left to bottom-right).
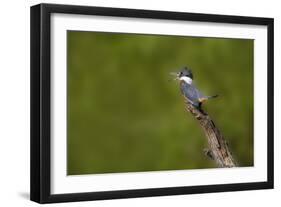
30, 3, 274, 204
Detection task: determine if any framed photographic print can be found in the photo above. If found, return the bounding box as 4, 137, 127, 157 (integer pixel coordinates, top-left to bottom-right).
30, 3, 274, 203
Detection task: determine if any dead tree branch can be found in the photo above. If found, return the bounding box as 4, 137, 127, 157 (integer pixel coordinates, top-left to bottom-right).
184, 101, 237, 167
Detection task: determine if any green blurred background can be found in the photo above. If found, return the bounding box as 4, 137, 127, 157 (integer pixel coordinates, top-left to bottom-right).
67, 31, 253, 175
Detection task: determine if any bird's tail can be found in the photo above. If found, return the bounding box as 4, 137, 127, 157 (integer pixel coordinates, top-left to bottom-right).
206, 94, 219, 99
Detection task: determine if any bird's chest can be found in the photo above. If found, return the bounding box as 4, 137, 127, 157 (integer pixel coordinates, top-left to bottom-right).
180, 81, 192, 94
180, 81, 197, 101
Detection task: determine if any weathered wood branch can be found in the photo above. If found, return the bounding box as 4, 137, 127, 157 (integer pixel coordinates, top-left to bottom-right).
184, 101, 237, 167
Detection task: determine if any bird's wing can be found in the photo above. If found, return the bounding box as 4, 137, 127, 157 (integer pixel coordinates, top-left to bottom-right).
190, 84, 205, 99
180, 82, 204, 103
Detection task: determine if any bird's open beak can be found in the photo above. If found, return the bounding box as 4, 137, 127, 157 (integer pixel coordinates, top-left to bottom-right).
169, 72, 180, 80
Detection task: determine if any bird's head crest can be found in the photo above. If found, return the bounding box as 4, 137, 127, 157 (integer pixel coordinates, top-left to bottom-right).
179, 67, 193, 79
169, 66, 194, 81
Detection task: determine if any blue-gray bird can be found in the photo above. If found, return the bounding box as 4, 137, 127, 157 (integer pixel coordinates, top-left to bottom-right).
171, 67, 218, 110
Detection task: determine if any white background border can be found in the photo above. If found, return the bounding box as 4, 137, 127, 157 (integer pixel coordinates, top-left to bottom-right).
51, 13, 268, 194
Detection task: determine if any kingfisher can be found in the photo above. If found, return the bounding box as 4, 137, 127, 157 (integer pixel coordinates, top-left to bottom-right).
171, 67, 218, 110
